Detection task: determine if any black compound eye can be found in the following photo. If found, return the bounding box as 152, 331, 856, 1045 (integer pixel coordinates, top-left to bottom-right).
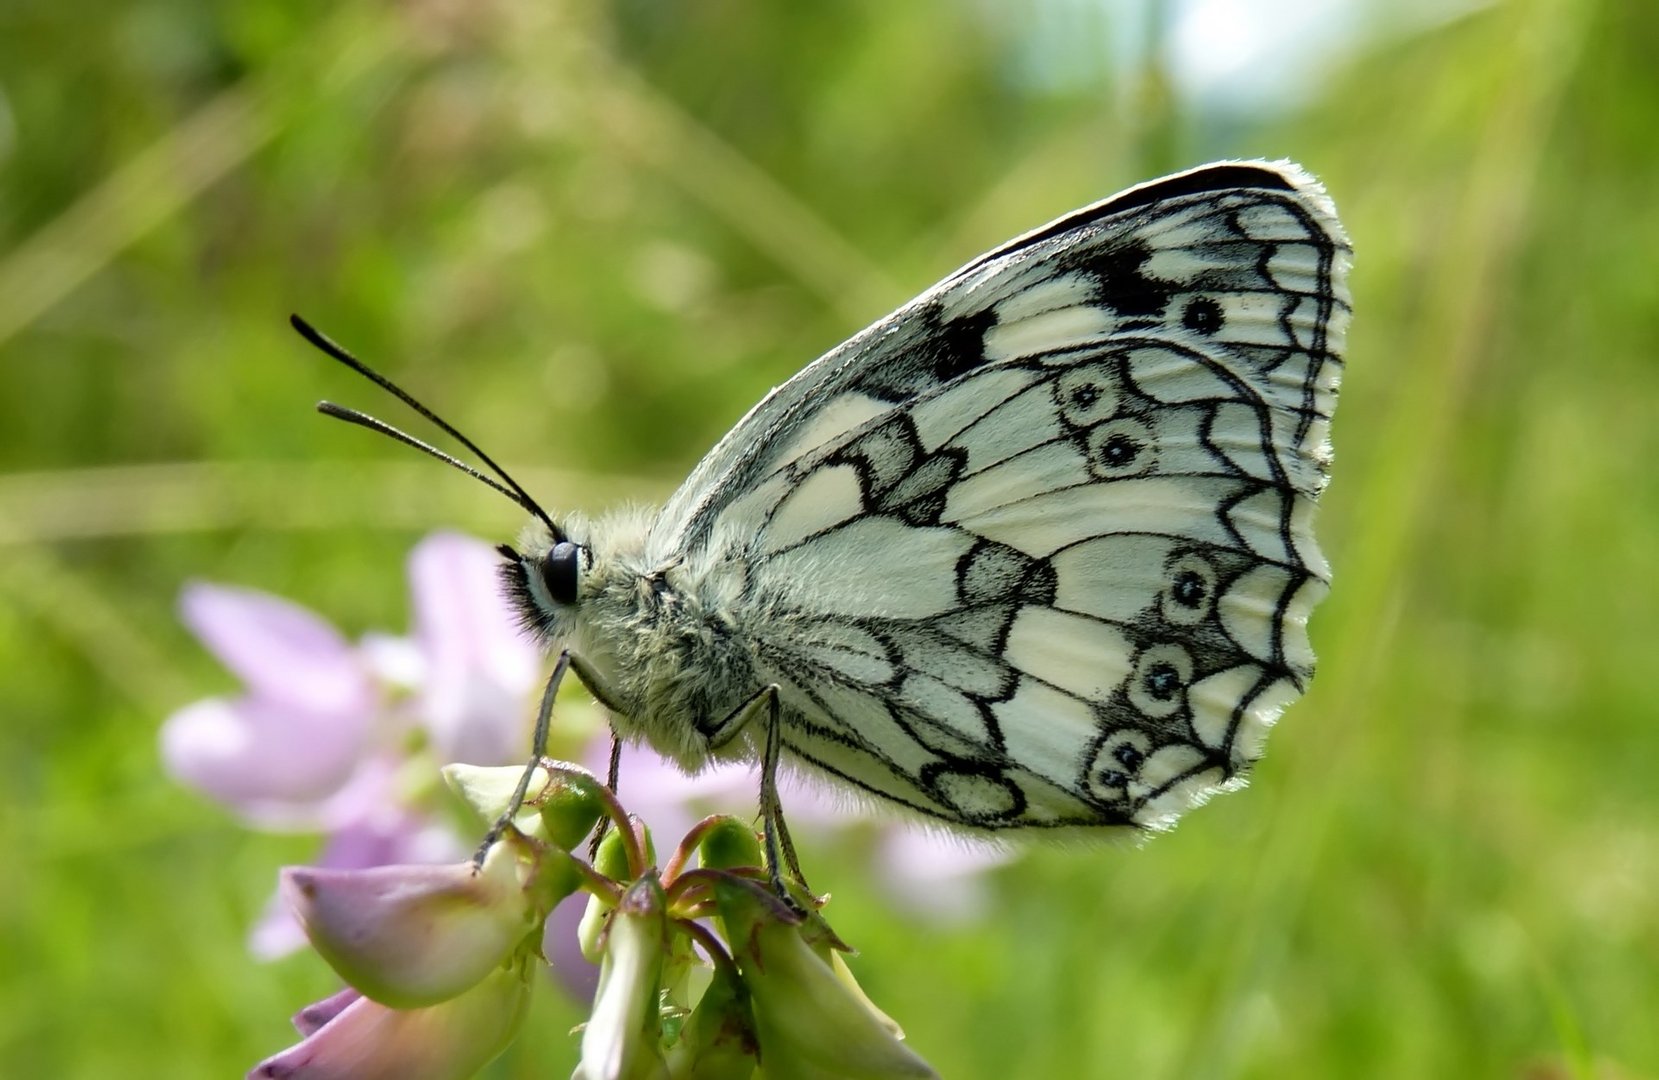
539, 541, 581, 606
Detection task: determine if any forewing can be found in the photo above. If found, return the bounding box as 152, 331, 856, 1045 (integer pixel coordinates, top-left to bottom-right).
661, 161, 1351, 832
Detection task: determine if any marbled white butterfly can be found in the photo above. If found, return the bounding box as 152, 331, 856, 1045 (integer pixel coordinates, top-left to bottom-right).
300, 159, 1350, 870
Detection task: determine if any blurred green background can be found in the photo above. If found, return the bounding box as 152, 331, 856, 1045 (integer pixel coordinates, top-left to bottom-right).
2, 0, 1656, 1076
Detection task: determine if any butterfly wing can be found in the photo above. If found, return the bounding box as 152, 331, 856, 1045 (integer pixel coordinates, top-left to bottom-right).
653, 160, 1351, 832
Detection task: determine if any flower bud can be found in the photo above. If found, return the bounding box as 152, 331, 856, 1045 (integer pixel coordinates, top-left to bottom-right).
290, 988, 360, 1037
281, 838, 537, 1008
575, 874, 671, 1080
694, 816, 765, 873
441, 763, 544, 828
578, 821, 653, 963
440, 761, 606, 852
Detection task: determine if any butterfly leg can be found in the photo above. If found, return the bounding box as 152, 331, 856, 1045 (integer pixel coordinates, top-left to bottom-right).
704, 684, 810, 899
756, 685, 813, 899
472, 648, 627, 870
587, 730, 624, 861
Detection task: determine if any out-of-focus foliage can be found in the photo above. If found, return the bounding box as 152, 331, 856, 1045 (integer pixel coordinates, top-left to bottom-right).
1, 0, 1655, 1076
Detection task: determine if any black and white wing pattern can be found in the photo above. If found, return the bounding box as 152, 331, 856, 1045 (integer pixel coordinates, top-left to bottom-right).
648, 161, 1350, 832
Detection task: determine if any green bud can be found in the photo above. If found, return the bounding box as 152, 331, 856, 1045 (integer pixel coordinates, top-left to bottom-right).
695, 816, 765, 873
579, 820, 655, 963
536, 767, 610, 852
576, 874, 671, 1080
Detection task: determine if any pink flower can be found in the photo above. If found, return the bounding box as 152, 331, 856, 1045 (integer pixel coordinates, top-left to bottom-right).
280, 838, 540, 1008
161, 532, 541, 957
246, 763, 944, 1078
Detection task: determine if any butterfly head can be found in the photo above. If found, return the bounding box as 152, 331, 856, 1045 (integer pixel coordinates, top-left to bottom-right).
497, 534, 587, 641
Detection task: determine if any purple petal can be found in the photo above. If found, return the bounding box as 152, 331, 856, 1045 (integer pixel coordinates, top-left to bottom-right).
160, 696, 369, 819
181, 583, 376, 717
250, 890, 313, 961
594, 738, 847, 841
407, 533, 539, 766
293, 988, 361, 1036
250, 800, 467, 960
358, 632, 424, 691
425, 676, 533, 771
248, 947, 530, 1079
280, 841, 534, 1008
316, 805, 465, 868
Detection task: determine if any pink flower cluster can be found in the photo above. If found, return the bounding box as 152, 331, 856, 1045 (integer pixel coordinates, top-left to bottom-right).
247, 765, 942, 1078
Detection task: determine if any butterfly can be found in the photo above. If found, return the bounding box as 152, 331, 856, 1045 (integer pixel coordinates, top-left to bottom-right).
299, 159, 1350, 871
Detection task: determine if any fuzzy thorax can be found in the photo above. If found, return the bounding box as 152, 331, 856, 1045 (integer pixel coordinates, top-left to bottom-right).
513, 507, 762, 773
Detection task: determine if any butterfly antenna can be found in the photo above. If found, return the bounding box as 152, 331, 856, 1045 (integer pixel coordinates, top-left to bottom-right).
291, 314, 567, 543
315, 402, 525, 503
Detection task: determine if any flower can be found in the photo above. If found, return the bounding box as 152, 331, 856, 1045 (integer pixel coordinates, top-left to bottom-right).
246, 760, 941, 1079
162, 582, 378, 825
165, 533, 990, 1075
161, 532, 542, 957
405, 532, 542, 768
280, 836, 541, 1008
575, 874, 672, 1080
